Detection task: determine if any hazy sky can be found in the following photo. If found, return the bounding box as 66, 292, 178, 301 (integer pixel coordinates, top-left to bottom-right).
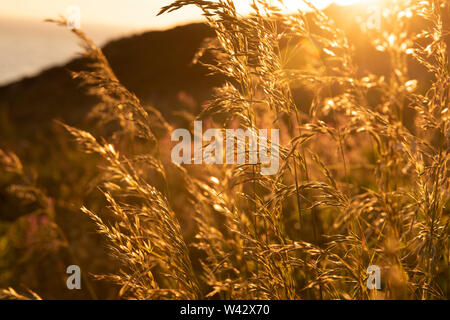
0, 0, 203, 29
0, 0, 365, 28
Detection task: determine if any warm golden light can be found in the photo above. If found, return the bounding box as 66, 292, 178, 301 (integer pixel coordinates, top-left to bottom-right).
233, 0, 379, 14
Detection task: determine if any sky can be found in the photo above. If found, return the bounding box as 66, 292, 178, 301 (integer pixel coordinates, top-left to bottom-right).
0, 0, 203, 29
0, 0, 368, 29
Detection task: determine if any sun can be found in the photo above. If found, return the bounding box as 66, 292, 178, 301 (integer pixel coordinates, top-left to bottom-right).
233, 0, 379, 14
282, 0, 369, 10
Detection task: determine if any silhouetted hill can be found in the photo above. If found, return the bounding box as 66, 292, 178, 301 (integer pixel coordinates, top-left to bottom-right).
0, 23, 220, 141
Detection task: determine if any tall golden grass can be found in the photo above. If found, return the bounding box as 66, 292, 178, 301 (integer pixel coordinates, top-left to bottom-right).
1, 0, 449, 299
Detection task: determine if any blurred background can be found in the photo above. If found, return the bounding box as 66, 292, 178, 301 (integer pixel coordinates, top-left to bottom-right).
0, 0, 206, 85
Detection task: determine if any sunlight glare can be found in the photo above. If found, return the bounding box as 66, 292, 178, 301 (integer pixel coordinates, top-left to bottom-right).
233, 0, 379, 14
